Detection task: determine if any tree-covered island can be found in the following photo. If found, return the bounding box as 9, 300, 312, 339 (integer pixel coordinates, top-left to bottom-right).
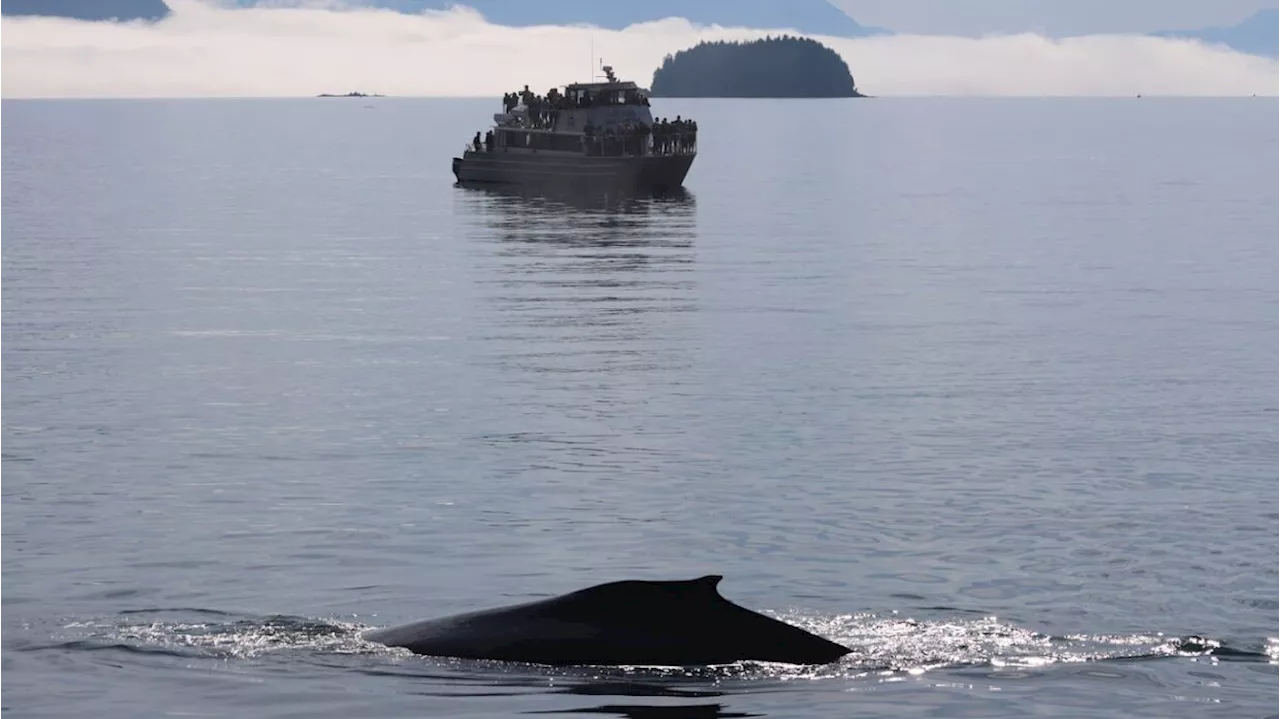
650, 36, 865, 98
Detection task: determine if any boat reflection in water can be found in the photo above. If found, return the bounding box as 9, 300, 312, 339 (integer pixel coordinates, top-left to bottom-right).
454, 181, 696, 216
456, 181, 698, 393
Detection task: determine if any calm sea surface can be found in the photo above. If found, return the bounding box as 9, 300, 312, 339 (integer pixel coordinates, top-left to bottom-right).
3, 97, 1277, 718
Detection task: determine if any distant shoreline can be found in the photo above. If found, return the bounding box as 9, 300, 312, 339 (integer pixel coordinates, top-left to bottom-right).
650, 89, 871, 99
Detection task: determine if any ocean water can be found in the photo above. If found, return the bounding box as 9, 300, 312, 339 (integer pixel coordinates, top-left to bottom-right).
2, 96, 1276, 718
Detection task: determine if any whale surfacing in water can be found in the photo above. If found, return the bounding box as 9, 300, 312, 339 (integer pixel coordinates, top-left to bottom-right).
364, 575, 850, 666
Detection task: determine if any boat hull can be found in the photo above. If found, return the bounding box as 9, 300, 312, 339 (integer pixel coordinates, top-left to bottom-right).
452, 151, 694, 193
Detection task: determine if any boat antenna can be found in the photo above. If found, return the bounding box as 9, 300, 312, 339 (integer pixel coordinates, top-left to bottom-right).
590, 36, 594, 81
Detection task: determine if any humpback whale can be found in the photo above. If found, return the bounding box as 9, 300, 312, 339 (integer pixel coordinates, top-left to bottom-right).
364, 575, 850, 666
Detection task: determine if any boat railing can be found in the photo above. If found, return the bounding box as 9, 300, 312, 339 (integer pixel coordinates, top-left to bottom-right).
584, 132, 696, 157
647, 132, 697, 156
464, 131, 696, 157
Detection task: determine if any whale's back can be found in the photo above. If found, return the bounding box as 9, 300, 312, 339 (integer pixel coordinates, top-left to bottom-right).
365, 575, 850, 666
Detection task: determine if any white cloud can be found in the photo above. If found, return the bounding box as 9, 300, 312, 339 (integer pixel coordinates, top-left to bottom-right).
2, 0, 1275, 98
828, 32, 1277, 96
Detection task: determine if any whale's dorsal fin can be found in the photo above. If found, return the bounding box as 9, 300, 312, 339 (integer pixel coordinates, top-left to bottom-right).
556, 575, 726, 610
684, 575, 724, 591
640, 575, 724, 596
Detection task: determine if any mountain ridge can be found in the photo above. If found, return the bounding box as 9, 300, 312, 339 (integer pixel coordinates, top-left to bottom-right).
2, 0, 888, 36
1150, 8, 1278, 58
253, 0, 890, 37
1, 0, 170, 21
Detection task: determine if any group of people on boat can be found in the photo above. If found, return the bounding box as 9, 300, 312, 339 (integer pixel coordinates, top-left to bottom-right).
580, 117, 697, 156
468, 81, 697, 157
651, 116, 697, 154
502, 86, 561, 129
501, 83, 654, 129
581, 120, 647, 157
503, 84, 650, 113
469, 114, 696, 157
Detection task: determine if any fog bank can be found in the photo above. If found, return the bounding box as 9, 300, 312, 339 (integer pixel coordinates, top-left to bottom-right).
2, 0, 1275, 98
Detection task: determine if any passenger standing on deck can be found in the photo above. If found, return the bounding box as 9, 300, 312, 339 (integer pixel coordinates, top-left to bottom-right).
473, 131, 482, 152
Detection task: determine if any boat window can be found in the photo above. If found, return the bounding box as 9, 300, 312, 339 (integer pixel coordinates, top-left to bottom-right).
498, 130, 582, 153
499, 130, 529, 148
550, 134, 583, 152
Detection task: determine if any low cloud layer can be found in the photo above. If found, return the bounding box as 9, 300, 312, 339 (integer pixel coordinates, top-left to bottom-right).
833, 0, 1269, 38
2, 0, 1276, 98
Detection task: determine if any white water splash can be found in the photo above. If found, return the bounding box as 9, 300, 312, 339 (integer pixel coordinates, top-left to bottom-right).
69, 608, 1253, 679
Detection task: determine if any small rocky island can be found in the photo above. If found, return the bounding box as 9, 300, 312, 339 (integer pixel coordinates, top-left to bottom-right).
317, 91, 385, 98
650, 36, 865, 98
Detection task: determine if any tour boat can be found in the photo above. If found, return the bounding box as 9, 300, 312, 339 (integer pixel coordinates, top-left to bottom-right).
452, 65, 697, 192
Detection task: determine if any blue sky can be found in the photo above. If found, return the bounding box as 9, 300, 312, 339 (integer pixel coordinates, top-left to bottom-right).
833, 0, 1273, 36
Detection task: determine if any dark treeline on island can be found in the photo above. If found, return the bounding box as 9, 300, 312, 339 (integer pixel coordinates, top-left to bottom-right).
650, 36, 864, 98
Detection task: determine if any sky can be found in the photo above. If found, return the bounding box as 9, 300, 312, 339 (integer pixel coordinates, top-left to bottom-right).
2, 0, 1276, 98
833, 0, 1274, 37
